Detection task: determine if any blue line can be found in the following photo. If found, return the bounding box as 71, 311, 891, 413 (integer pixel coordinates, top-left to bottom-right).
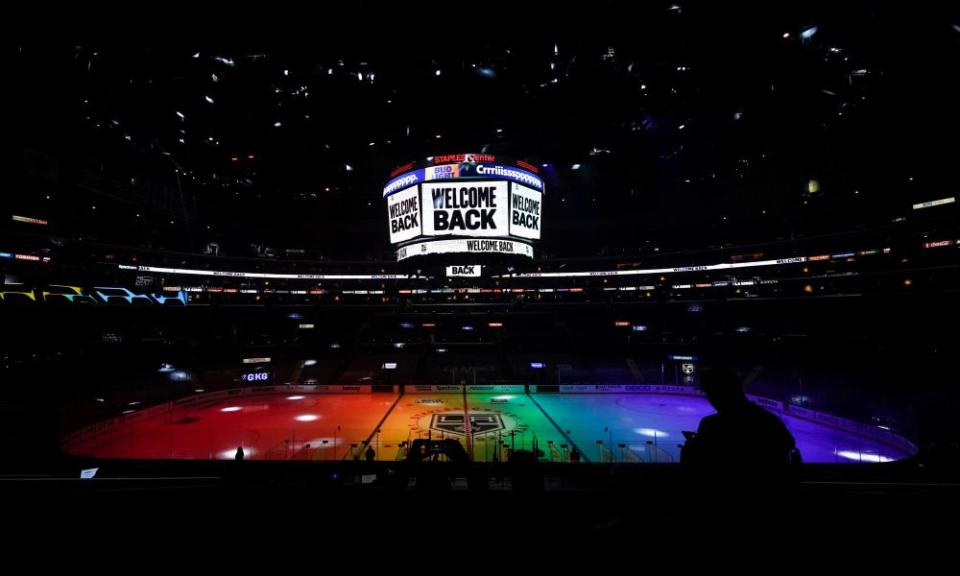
526, 392, 589, 463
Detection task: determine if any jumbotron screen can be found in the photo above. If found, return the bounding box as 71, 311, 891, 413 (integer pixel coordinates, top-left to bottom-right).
384, 153, 543, 261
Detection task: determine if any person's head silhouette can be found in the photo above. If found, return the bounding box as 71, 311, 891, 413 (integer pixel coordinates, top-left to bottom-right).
700, 367, 748, 413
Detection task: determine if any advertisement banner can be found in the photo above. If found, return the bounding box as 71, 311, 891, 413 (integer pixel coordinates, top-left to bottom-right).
465, 384, 525, 393
551, 384, 703, 394
407, 385, 464, 393
425, 164, 461, 180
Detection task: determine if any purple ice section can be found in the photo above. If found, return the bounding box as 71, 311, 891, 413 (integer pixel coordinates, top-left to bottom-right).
533, 394, 914, 463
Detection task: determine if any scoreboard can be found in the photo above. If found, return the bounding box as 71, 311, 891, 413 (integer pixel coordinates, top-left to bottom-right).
385, 154, 543, 261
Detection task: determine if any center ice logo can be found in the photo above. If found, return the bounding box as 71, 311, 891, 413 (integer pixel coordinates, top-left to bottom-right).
429, 412, 504, 436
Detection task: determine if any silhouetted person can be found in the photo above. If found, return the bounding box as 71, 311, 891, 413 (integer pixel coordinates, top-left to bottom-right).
234, 446, 245, 461
682, 367, 797, 476
570, 447, 581, 463
682, 367, 799, 528
365, 445, 376, 462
